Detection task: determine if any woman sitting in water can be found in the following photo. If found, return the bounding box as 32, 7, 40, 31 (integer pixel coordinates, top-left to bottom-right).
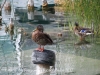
74, 22, 93, 44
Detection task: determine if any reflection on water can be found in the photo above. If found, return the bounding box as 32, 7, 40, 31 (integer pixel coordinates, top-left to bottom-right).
0, 0, 100, 75
15, 33, 22, 73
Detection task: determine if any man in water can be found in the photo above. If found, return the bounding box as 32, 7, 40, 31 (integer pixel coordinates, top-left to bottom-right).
74, 22, 93, 45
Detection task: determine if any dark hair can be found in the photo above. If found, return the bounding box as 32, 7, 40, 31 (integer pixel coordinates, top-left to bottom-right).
75, 22, 79, 26
37, 25, 44, 32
